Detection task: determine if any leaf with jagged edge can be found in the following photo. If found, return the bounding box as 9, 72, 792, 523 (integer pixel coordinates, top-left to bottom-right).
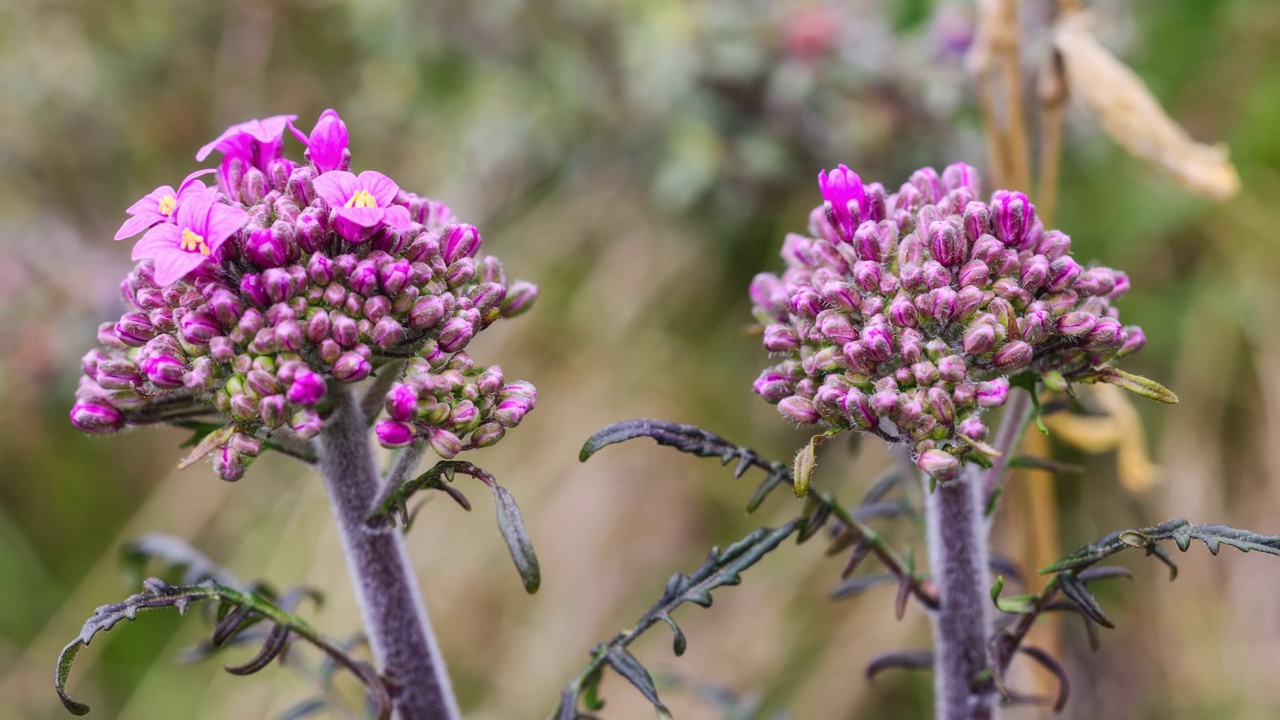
121, 533, 240, 589
555, 521, 801, 720
1057, 574, 1114, 629
55, 578, 390, 719
370, 460, 540, 593
1043, 518, 1280, 574
580, 419, 789, 512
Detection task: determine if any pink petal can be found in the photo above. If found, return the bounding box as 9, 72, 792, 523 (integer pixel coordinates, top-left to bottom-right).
124, 186, 172, 216
288, 118, 310, 147
382, 205, 413, 233
247, 115, 296, 144
312, 170, 359, 208
204, 202, 250, 251
333, 205, 384, 229
307, 110, 349, 173
357, 171, 398, 207
195, 115, 295, 161
175, 189, 217, 231
115, 211, 164, 241
177, 169, 216, 195
132, 224, 182, 260
152, 249, 210, 286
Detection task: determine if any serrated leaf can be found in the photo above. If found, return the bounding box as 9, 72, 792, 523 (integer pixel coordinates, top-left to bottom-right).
121, 534, 239, 589
1044, 518, 1280, 574
56, 578, 391, 719
370, 460, 540, 593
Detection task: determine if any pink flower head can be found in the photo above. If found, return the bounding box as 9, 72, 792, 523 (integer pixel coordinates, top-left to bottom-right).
818, 164, 867, 241
114, 169, 215, 240
131, 188, 249, 286
290, 109, 349, 174
312, 170, 412, 243
196, 114, 297, 169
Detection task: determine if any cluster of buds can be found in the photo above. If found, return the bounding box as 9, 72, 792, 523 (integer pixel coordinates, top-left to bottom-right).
751, 162, 1145, 481
71, 111, 538, 480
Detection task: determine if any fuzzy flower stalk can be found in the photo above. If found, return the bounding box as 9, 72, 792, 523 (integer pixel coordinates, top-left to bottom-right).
70, 110, 538, 719
751, 162, 1149, 720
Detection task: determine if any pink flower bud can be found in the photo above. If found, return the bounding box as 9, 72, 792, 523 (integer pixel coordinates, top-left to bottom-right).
471, 421, 506, 449
1047, 256, 1082, 292
260, 395, 287, 428
991, 190, 1035, 248
963, 323, 996, 356
927, 219, 966, 266
917, 449, 958, 481
288, 369, 327, 405
993, 340, 1033, 371
332, 352, 372, 382
376, 419, 416, 448
291, 409, 323, 439
214, 445, 246, 482
1116, 326, 1146, 357
372, 316, 406, 349
976, 378, 1010, 407
957, 416, 988, 440
1056, 311, 1096, 337
70, 400, 124, 434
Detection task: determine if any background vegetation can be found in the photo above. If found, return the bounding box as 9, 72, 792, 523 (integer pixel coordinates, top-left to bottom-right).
2, 0, 1279, 718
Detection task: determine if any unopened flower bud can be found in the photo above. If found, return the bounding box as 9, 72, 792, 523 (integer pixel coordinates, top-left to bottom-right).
70, 400, 124, 434
332, 352, 372, 382
1047, 256, 1082, 292
291, 408, 323, 439
957, 416, 988, 440
962, 322, 996, 356
993, 340, 1033, 371
115, 312, 154, 346
470, 421, 505, 448
442, 224, 483, 265
754, 370, 793, 402
288, 370, 326, 406
936, 355, 967, 383
376, 419, 416, 448
976, 378, 1010, 407
927, 219, 966, 266
372, 316, 406, 349
142, 355, 185, 388
438, 316, 475, 353
1036, 229, 1071, 259
96, 359, 141, 390
917, 449, 958, 482
428, 428, 464, 459
245, 227, 287, 268
259, 395, 287, 428
214, 446, 246, 482
1086, 316, 1122, 347
992, 190, 1035, 248
1056, 311, 1096, 337
1116, 326, 1146, 357
494, 391, 535, 427
470, 282, 506, 315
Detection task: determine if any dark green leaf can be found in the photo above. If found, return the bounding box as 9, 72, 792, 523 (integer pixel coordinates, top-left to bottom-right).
831, 573, 897, 600
1044, 518, 1280, 574
1057, 574, 1114, 629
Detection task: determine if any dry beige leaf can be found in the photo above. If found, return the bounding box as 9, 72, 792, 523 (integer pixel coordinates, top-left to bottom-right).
1053, 14, 1240, 201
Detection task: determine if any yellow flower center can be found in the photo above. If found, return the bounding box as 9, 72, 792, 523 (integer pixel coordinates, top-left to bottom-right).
158, 194, 177, 216
180, 228, 211, 256
345, 189, 378, 208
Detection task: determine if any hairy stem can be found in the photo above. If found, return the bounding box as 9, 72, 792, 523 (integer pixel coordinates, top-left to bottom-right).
316, 384, 461, 720
926, 463, 997, 720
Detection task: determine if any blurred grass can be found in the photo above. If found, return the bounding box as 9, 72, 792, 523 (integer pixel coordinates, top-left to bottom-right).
1, 0, 1279, 718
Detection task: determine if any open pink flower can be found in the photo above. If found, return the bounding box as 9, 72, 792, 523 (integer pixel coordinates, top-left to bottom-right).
290, 109, 349, 174
196, 114, 297, 168
131, 188, 249, 286
312, 170, 412, 243
114, 169, 215, 241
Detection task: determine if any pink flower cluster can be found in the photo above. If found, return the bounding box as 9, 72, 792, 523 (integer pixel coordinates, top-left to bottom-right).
72, 111, 538, 480
751, 163, 1144, 481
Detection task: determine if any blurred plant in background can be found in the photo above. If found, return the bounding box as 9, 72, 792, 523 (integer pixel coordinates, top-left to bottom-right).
3, 0, 1280, 718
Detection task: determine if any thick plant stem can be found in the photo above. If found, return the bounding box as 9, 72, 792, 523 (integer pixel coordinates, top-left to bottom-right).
316, 385, 462, 720
926, 463, 996, 720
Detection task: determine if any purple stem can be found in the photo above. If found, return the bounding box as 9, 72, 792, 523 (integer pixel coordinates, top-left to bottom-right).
925, 462, 997, 720
316, 384, 461, 720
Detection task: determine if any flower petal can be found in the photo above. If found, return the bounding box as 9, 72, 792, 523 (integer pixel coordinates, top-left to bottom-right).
175, 188, 217, 232
177, 169, 216, 195
132, 224, 182, 260
204, 202, 250, 252
382, 205, 413, 233
115, 211, 164, 241
312, 170, 359, 208
152, 249, 210, 286
333, 206, 384, 229
357, 170, 399, 207
124, 186, 171, 216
